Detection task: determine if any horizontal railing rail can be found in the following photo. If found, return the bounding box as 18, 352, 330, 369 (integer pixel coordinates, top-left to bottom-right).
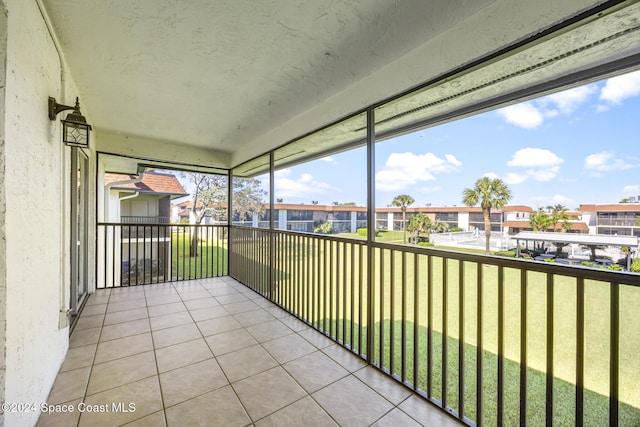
229, 225, 640, 426
97, 222, 228, 288
120, 215, 170, 224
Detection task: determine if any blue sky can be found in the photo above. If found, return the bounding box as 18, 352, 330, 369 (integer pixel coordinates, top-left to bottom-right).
273, 70, 640, 210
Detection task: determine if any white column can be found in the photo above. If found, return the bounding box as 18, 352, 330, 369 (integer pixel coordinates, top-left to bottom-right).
278, 209, 287, 230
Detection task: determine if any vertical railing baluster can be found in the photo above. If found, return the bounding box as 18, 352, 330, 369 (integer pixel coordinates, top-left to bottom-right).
379, 248, 385, 368
181, 225, 186, 281
413, 252, 419, 391
331, 242, 344, 342
546, 273, 554, 427
477, 262, 483, 426
459, 260, 465, 419
199, 225, 203, 279
576, 277, 584, 427
443, 258, 448, 409
390, 249, 396, 376
350, 244, 356, 350
498, 265, 505, 426
358, 244, 363, 356
428, 255, 433, 398
309, 238, 320, 328
135, 225, 139, 285
342, 241, 347, 345
401, 251, 407, 383
117, 225, 122, 287
520, 269, 528, 427
610, 281, 619, 427
323, 239, 328, 333
306, 236, 311, 322
327, 241, 335, 337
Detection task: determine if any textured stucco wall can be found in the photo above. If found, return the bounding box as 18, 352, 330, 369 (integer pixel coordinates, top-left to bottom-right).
2, 0, 93, 425
0, 2, 8, 426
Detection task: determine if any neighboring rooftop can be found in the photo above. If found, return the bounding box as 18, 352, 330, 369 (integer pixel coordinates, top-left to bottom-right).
106, 171, 188, 197
513, 231, 639, 248
579, 204, 640, 212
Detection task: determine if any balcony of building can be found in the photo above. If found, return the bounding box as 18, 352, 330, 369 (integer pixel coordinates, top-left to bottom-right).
4, 1, 640, 426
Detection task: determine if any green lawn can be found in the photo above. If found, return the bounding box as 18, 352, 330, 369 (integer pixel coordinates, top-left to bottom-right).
264, 238, 640, 425
171, 231, 228, 279
338, 229, 406, 243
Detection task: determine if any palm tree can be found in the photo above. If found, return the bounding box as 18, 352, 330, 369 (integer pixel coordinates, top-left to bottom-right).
407, 213, 432, 244
462, 177, 512, 254
547, 204, 571, 232
392, 194, 415, 244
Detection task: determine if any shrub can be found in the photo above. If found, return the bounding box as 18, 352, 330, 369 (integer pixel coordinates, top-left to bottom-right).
493, 250, 516, 257
417, 242, 434, 247
450, 227, 464, 232
314, 221, 333, 234
631, 258, 640, 273
356, 228, 380, 237
607, 264, 624, 271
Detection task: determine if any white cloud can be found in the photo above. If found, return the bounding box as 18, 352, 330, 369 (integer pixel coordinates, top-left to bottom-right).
444, 154, 462, 167
483, 172, 500, 179
584, 151, 633, 174
542, 85, 598, 114
375, 152, 461, 192
623, 184, 640, 194
599, 70, 640, 105
274, 168, 332, 199
503, 172, 527, 185
319, 156, 335, 163
504, 147, 563, 184
496, 102, 543, 129
497, 85, 597, 128
507, 147, 564, 168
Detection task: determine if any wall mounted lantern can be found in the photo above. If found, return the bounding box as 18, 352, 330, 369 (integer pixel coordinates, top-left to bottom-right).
48, 96, 92, 148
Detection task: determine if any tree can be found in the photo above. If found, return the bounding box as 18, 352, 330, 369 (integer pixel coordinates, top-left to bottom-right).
232, 177, 267, 223
547, 204, 571, 232
181, 173, 226, 256
620, 198, 630, 203
391, 194, 415, 244
406, 213, 432, 244
314, 221, 333, 234
182, 173, 266, 256
462, 177, 512, 254
530, 208, 552, 231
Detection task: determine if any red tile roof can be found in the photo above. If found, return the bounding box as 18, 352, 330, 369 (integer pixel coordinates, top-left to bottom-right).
579, 204, 640, 212
502, 205, 534, 212
106, 172, 188, 196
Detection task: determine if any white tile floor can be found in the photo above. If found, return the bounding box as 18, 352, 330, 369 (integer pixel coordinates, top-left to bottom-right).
37, 277, 462, 427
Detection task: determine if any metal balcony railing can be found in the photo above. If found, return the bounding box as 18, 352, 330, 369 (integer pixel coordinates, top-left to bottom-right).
120, 215, 170, 224
229, 226, 640, 426
97, 223, 228, 287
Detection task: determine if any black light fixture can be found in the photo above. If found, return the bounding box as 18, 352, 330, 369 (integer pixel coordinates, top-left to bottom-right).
48, 96, 92, 148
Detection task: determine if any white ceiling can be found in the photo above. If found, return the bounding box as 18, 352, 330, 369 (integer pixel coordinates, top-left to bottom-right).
42, 0, 613, 170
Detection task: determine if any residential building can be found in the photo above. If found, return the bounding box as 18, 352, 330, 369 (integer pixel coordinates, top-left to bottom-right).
102, 171, 187, 286
580, 203, 640, 236
105, 171, 187, 224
